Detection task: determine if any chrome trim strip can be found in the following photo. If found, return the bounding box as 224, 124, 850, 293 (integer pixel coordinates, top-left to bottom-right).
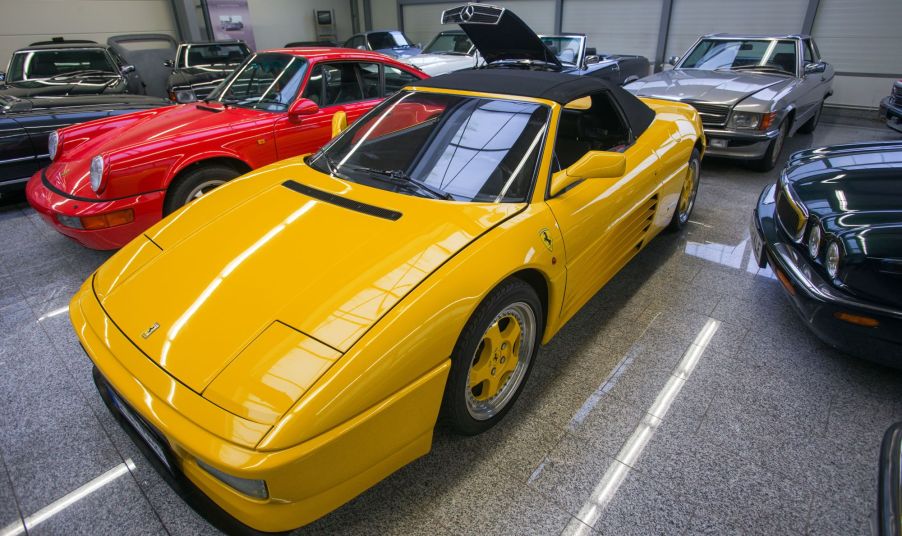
2, 177, 30, 185
0, 155, 37, 165
773, 242, 902, 320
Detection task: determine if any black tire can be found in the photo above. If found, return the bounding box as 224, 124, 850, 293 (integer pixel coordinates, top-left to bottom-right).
798, 101, 824, 134
751, 120, 788, 172
164, 164, 242, 216
668, 148, 701, 232
441, 278, 543, 436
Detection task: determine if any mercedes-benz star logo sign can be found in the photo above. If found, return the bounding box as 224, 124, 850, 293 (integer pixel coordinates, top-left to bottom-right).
462, 4, 475, 21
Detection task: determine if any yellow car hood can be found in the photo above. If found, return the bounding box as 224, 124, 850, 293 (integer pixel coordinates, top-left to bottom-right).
94, 163, 522, 397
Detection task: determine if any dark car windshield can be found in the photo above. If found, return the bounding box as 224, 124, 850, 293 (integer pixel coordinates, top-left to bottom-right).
207, 52, 306, 111
308, 91, 549, 202
539, 36, 582, 65
423, 33, 474, 55
179, 43, 250, 68
369, 31, 413, 50
680, 38, 797, 75
8, 49, 116, 81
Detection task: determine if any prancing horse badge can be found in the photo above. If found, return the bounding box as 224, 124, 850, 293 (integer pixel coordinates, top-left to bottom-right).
141, 322, 160, 339
539, 228, 553, 252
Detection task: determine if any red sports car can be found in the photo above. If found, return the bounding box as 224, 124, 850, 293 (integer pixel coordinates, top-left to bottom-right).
26, 48, 427, 249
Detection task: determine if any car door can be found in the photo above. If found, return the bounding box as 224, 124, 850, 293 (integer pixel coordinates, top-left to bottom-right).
544, 95, 664, 321
272, 61, 381, 159
0, 113, 36, 189
795, 39, 831, 127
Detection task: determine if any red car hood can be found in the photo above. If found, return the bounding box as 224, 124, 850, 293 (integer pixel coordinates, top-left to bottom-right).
48, 103, 267, 197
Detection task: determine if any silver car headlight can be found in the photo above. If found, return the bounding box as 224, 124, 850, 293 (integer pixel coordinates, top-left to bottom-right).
728, 111, 763, 129
48, 130, 60, 160
825, 241, 841, 279
196, 459, 268, 499
90, 155, 106, 193
172, 89, 197, 104
807, 223, 822, 258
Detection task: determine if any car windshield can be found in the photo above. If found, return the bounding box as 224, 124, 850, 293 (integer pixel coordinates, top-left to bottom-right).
7, 49, 115, 81
308, 91, 549, 202
368, 31, 413, 49
423, 33, 474, 55
207, 52, 306, 111
680, 38, 797, 75
539, 36, 582, 65
181, 43, 250, 68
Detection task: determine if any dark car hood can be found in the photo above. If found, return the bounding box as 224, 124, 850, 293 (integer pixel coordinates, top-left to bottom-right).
785, 141, 902, 261
4, 93, 168, 113
0, 76, 127, 97
443, 4, 562, 69
626, 68, 788, 105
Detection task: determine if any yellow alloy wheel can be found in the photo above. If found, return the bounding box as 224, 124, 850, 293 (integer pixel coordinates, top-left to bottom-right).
677, 157, 699, 224
465, 302, 535, 420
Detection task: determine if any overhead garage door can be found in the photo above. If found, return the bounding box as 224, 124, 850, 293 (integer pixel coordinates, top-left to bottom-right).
562, 0, 662, 69
811, 0, 902, 108
665, 0, 808, 62
401, 1, 556, 49
0, 0, 177, 72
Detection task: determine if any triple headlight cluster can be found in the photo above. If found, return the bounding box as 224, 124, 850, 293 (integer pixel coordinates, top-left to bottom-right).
48, 129, 107, 193
806, 217, 842, 279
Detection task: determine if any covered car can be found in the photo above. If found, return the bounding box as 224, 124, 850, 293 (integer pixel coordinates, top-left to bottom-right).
442, 4, 649, 85
751, 141, 902, 365
26, 48, 426, 249
627, 33, 834, 170
164, 41, 252, 103
73, 68, 703, 531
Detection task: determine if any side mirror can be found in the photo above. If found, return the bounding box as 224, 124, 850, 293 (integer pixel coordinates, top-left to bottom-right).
163, 59, 174, 68
584, 55, 600, 66
667, 55, 679, 66
331, 110, 348, 138
356, 45, 366, 50
0, 71, 5, 82
804, 62, 826, 75
550, 151, 626, 197
120, 64, 136, 75
288, 98, 319, 122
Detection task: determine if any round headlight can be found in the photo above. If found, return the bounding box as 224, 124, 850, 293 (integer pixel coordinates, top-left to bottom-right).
826, 241, 841, 279
807, 224, 822, 258
48, 130, 60, 161
90, 155, 105, 192
174, 89, 197, 104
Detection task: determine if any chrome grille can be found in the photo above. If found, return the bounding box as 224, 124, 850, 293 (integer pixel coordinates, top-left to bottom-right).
686, 101, 730, 127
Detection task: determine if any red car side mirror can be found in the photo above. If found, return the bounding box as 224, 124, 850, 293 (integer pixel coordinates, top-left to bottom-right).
288, 98, 319, 122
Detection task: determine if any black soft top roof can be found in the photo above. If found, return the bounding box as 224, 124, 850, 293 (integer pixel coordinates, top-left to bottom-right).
412, 69, 656, 136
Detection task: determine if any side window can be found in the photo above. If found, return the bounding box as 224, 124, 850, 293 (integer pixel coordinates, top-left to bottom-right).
302, 64, 324, 105
359, 63, 381, 99
553, 94, 630, 171
307, 63, 363, 106
384, 65, 419, 95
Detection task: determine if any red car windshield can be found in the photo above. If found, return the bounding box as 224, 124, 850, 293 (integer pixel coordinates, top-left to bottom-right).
207, 52, 307, 111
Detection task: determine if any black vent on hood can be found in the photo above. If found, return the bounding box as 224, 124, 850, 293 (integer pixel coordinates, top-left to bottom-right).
282, 180, 402, 221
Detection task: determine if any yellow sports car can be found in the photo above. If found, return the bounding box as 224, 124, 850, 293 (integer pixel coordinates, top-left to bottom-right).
71, 69, 704, 532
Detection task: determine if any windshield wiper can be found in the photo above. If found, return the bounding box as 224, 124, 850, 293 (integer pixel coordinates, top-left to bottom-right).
351, 166, 453, 200
48, 69, 114, 80
310, 149, 338, 175
719, 64, 793, 75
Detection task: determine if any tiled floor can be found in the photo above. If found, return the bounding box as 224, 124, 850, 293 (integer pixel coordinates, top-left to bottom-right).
1, 116, 900, 535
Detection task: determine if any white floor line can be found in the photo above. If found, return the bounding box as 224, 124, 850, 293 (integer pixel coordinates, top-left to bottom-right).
0, 459, 136, 536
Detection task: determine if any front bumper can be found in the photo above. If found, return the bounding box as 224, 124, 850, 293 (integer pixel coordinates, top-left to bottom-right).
702, 127, 779, 159
879, 96, 902, 133
753, 188, 902, 366
70, 277, 443, 532
25, 169, 165, 250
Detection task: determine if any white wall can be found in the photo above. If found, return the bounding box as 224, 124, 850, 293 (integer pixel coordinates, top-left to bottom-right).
0, 0, 177, 71
562, 0, 662, 64
247, 0, 354, 49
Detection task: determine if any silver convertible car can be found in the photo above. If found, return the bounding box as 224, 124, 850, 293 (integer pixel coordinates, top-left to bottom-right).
626, 34, 834, 171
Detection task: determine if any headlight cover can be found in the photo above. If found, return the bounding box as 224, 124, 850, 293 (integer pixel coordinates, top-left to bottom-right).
807, 223, 822, 258
729, 111, 762, 129
826, 241, 841, 279
48, 130, 60, 160
90, 155, 106, 193
196, 459, 268, 499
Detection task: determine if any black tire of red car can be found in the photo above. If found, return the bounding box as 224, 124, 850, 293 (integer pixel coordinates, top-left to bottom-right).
668, 148, 701, 231
752, 120, 788, 172
798, 101, 824, 134
441, 277, 543, 436
164, 164, 242, 215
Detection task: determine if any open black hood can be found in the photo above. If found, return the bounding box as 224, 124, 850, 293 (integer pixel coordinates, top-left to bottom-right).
442, 4, 562, 70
